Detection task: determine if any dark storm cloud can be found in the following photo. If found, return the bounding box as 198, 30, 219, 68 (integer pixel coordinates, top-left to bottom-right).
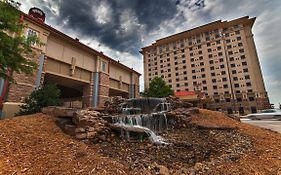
28, 0, 205, 53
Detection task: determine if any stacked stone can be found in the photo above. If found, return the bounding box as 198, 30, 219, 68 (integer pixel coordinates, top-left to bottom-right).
166, 107, 200, 128
103, 96, 125, 114
166, 96, 194, 110
73, 108, 110, 141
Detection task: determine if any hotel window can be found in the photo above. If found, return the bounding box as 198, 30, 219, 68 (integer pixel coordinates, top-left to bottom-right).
212, 79, 216, 83
207, 43, 211, 47
233, 77, 238, 81
167, 53, 170, 56
174, 56, 178, 60
26, 28, 39, 45
222, 77, 227, 81
239, 49, 244, 53
189, 47, 193, 51
192, 76, 196, 79
249, 97, 255, 101
176, 78, 179, 82
226, 39, 231, 43
191, 64, 195, 67
242, 61, 247, 66
176, 73, 179, 76
175, 67, 178, 70
199, 56, 203, 60
183, 65, 186, 69
220, 64, 225, 68
101, 61, 107, 72
208, 48, 212, 52
235, 30, 240, 35
237, 36, 241, 41
209, 60, 214, 64
210, 66, 214, 70
238, 42, 243, 47
216, 40, 220, 44
232, 70, 237, 74
176, 84, 180, 87
203, 86, 208, 90
221, 71, 226, 75
223, 84, 228, 88
182, 60, 186, 63
168, 79, 172, 83
208, 54, 213, 58
202, 74, 206, 78
185, 82, 188, 86
218, 52, 223, 56
229, 57, 234, 61
225, 33, 229, 37
211, 73, 215, 76
245, 75, 250, 79
201, 68, 205, 72
246, 82, 252, 87
184, 77, 188, 80
241, 55, 246, 59
183, 71, 187, 75
175, 62, 178, 65
234, 83, 239, 88
230, 63, 235, 67
191, 58, 194, 62
168, 74, 171, 77
213, 85, 217, 89
198, 45, 202, 49
217, 46, 222, 50
190, 53, 193, 56
168, 69, 171, 72
227, 45, 232, 49
228, 51, 233, 55
200, 62, 204, 66
219, 58, 224, 62
198, 50, 202, 54
243, 68, 249, 73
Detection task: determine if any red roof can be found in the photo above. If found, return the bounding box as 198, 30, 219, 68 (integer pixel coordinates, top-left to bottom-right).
175, 91, 196, 96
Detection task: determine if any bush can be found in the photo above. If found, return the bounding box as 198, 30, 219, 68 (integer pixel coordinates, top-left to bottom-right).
143, 77, 174, 98
17, 84, 61, 115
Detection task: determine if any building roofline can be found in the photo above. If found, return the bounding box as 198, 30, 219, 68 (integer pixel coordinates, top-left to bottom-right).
22, 13, 141, 76
140, 16, 255, 54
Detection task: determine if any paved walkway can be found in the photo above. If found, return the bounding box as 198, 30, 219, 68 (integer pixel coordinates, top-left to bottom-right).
241, 119, 281, 133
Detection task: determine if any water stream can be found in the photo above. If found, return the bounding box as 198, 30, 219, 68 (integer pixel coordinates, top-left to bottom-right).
112, 98, 170, 144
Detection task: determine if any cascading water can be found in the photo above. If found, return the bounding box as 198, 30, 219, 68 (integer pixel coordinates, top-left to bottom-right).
112, 98, 171, 144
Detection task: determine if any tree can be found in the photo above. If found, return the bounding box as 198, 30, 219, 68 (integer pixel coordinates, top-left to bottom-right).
0, 0, 39, 82
143, 77, 174, 98
17, 84, 61, 115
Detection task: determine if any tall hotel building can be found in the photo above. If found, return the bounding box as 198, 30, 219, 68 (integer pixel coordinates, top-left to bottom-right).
140, 16, 270, 114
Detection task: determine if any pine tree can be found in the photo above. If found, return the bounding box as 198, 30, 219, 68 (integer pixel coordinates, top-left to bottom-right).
0, 0, 39, 82
143, 77, 174, 98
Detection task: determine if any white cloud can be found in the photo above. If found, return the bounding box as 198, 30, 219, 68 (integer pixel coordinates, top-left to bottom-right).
92, 1, 112, 25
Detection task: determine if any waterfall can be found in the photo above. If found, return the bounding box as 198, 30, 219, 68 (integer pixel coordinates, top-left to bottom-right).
113, 123, 168, 145
112, 97, 171, 144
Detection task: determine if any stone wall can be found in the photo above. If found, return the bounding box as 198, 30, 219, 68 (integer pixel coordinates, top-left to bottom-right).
7, 49, 41, 102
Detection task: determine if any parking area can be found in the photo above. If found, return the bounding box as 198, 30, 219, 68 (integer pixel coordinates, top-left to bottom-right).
241, 119, 281, 133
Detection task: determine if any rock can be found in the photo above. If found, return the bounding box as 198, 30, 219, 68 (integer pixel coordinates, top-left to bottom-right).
86, 131, 97, 139
42, 106, 76, 117
98, 135, 106, 141
63, 124, 76, 136
187, 108, 199, 114
75, 128, 86, 133
155, 165, 169, 175
194, 162, 204, 171
75, 133, 87, 140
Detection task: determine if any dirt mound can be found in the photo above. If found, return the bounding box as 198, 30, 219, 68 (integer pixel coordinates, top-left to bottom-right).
1, 110, 281, 174
0, 114, 140, 175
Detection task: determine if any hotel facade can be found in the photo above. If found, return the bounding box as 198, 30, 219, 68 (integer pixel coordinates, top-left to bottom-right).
141, 16, 270, 114
0, 8, 140, 118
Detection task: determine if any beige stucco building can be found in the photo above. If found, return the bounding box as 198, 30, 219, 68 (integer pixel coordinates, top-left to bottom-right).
141, 16, 270, 114
0, 10, 140, 118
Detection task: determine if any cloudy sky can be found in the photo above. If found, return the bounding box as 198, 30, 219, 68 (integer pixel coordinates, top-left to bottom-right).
19, 0, 281, 107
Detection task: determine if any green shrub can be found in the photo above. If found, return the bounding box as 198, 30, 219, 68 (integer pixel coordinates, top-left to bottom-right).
143, 77, 174, 98
17, 84, 61, 115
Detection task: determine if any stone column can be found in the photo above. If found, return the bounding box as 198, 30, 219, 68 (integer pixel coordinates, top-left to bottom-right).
98, 72, 109, 107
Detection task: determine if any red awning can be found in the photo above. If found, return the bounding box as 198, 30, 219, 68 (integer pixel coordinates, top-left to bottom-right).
175, 91, 196, 96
